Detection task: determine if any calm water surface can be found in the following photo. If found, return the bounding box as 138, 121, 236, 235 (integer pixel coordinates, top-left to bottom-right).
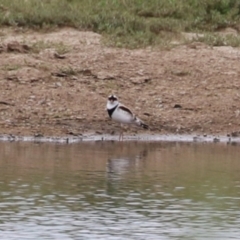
0, 141, 240, 239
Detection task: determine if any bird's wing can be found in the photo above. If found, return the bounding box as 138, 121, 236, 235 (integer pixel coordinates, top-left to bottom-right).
118, 105, 134, 116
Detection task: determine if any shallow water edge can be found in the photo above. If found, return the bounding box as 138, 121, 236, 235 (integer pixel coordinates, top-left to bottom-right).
0, 133, 239, 144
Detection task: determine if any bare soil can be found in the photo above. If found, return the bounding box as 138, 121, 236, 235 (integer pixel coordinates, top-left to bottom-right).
0, 27, 240, 138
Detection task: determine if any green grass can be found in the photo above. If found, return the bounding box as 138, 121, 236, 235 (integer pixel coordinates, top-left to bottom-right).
0, 0, 240, 48
190, 33, 240, 47
2, 64, 22, 71
30, 40, 70, 54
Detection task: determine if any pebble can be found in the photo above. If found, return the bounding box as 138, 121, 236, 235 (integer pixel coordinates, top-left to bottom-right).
55, 82, 62, 87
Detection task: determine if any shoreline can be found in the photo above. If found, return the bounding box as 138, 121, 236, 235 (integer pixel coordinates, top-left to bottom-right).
0, 133, 239, 144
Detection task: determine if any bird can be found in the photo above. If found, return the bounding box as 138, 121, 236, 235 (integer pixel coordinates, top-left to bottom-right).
106, 94, 149, 141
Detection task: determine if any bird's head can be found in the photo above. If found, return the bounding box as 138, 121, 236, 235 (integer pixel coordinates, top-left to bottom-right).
107, 94, 119, 109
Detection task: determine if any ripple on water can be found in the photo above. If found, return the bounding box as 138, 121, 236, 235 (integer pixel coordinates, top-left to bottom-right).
0, 141, 240, 239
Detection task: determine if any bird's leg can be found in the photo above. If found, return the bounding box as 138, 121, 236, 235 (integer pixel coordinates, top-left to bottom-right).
118, 129, 121, 141
119, 130, 123, 141
119, 124, 124, 141
119, 132, 122, 141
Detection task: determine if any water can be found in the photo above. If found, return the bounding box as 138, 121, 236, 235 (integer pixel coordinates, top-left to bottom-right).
0, 141, 240, 239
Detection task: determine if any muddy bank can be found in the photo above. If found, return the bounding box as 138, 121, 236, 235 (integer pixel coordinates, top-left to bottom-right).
0, 28, 240, 138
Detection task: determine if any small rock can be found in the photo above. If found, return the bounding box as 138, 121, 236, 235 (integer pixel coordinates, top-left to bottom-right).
55, 82, 62, 87
231, 131, 240, 137
54, 52, 66, 59
34, 133, 43, 137
52, 72, 67, 78
173, 104, 182, 109
0, 101, 14, 106
71, 76, 78, 81
7, 41, 31, 53
67, 131, 80, 136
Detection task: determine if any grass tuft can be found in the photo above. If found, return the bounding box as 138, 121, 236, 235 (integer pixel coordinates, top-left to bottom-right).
30, 40, 70, 54
193, 33, 240, 47
0, 0, 240, 48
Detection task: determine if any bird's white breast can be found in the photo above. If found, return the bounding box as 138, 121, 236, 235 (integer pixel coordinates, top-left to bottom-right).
111, 106, 134, 124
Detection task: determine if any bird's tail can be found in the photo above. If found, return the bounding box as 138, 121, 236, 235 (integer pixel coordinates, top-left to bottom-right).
134, 117, 149, 130
140, 122, 149, 129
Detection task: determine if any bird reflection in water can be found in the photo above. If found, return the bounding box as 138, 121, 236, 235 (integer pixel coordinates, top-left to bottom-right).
106, 148, 148, 195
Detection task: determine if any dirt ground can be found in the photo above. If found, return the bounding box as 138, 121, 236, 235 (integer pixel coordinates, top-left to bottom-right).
0, 27, 240, 138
